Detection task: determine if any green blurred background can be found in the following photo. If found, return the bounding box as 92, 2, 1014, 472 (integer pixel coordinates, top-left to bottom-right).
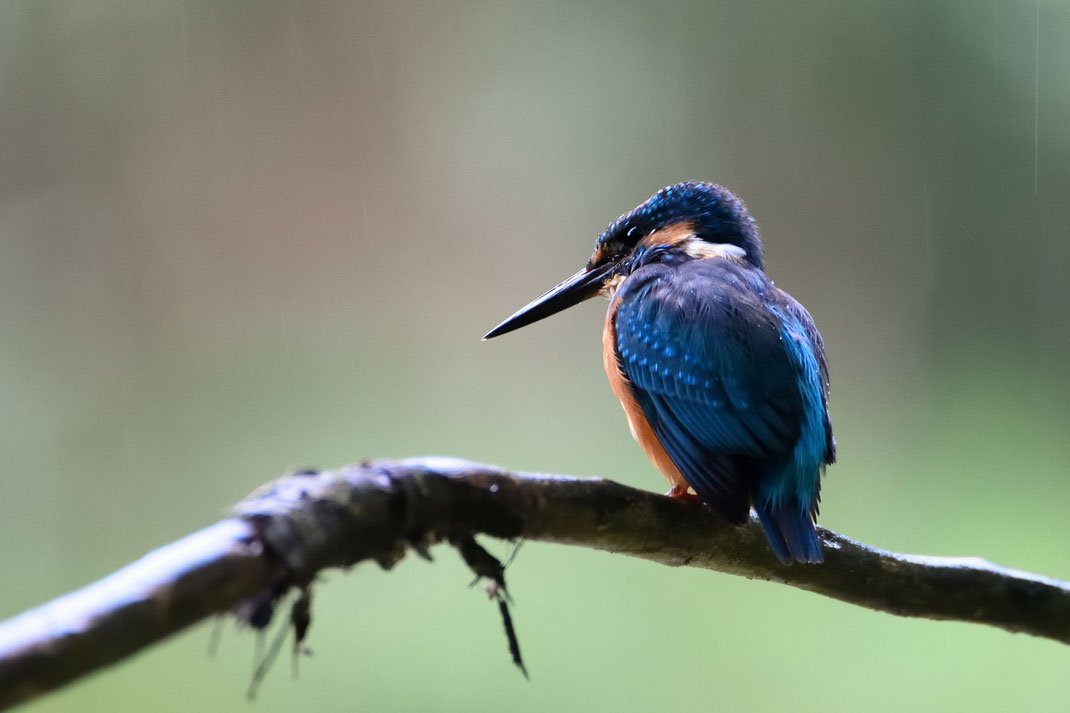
2, 2, 1069, 711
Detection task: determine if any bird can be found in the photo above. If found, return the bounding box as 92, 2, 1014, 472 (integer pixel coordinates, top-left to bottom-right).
483, 181, 835, 564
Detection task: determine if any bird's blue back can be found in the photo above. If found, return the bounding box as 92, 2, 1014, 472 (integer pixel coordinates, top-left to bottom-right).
612, 256, 834, 563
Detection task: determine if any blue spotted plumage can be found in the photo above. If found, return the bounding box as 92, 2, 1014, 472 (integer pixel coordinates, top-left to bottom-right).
485, 182, 835, 564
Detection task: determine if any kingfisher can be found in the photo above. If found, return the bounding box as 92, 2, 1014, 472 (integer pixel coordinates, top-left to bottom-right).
484, 182, 835, 564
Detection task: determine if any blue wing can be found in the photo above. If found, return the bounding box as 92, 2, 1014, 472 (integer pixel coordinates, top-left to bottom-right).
612, 259, 803, 525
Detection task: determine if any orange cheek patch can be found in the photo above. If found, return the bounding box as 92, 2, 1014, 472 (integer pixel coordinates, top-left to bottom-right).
639, 221, 696, 249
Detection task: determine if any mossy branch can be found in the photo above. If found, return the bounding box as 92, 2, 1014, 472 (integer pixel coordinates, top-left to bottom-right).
1, 457, 1068, 709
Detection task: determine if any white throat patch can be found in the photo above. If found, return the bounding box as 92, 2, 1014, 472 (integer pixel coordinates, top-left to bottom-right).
599, 273, 626, 300
639, 223, 748, 264
681, 237, 747, 262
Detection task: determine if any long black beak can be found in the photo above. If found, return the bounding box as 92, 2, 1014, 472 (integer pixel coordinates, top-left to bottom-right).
483, 261, 616, 340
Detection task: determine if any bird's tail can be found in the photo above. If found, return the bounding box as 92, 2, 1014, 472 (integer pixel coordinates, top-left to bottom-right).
752, 500, 823, 565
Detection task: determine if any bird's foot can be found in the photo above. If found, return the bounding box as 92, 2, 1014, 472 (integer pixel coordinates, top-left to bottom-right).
665, 484, 701, 501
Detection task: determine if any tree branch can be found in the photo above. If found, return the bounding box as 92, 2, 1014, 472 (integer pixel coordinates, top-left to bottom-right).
1, 457, 1068, 709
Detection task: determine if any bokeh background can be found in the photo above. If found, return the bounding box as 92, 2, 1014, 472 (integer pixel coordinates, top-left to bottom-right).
2, 2, 1069, 711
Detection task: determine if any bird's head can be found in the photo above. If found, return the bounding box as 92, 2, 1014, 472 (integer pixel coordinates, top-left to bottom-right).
483, 181, 763, 339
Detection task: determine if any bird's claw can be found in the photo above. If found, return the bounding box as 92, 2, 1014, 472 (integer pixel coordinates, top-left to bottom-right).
665, 484, 701, 501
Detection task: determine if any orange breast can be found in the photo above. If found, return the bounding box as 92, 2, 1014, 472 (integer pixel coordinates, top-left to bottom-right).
602, 297, 689, 491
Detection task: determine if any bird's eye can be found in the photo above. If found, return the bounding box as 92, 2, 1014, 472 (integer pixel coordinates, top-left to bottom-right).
589, 239, 625, 268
